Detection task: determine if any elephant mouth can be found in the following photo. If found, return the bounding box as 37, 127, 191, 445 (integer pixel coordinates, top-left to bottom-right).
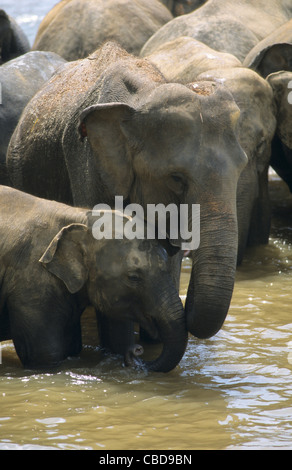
138, 315, 160, 341
106, 302, 159, 340
103, 287, 187, 372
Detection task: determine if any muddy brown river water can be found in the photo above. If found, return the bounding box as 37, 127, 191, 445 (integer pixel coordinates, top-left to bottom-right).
0, 173, 292, 450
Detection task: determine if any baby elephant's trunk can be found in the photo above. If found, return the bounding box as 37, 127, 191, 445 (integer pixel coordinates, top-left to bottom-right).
142, 283, 188, 373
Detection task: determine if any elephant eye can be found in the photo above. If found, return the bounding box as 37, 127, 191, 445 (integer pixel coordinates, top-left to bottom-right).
169, 173, 186, 194
171, 174, 183, 184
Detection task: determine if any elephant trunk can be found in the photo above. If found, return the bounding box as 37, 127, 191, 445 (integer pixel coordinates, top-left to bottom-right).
185, 200, 238, 339
142, 281, 188, 373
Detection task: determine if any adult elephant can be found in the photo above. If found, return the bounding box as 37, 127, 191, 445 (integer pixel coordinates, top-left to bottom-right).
7, 41, 247, 341
0, 10, 30, 64
141, 0, 292, 62
267, 71, 292, 193
144, 39, 276, 261
243, 19, 292, 78
0, 51, 66, 185
32, 0, 173, 60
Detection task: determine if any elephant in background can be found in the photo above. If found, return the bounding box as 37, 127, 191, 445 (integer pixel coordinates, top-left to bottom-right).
0, 51, 66, 185
267, 71, 292, 193
7, 41, 247, 341
142, 36, 242, 82
141, 0, 292, 61
159, 0, 207, 16
243, 19, 292, 78
241, 21, 292, 193
0, 185, 187, 372
0, 10, 30, 64
32, 0, 173, 60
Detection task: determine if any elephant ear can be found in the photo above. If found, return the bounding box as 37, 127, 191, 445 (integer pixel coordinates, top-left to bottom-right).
267, 71, 292, 146
243, 18, 292, 77
243, 43, 292, 78
78, 102, 136, 199
39, 223, 89, 294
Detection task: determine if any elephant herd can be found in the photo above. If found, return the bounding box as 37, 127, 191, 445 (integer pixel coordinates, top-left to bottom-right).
0, 0, 292, 373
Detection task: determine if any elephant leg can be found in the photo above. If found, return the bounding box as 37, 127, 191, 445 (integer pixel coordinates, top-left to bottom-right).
236, 162, 271, 264
247, 166, 271, 247
0, 303, 11, 341
236, 164, 256, 263
96, 313, 139, 363
8, 298, 82, 368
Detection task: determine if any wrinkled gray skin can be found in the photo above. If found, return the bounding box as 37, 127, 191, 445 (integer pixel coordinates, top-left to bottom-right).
243, 19, 292, 78
144, 40, 276, 260
159, 0, 207, 16
267, 71, 292, 193
0, 10, 30, 64
32, 0, 173, 60
0, 186, 187, 372
0, 51, 66, 185
7, 42, 247, 341
144, 36, 242, 83
141, 0, 292, 61
196, 68, 276, 260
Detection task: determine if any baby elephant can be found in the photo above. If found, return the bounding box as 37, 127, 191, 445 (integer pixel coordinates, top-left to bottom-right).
0, 186, 187, 372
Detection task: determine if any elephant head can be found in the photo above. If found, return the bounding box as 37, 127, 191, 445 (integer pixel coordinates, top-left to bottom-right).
40, 217, 187, 372
79, 81, 247, 339
197, 67, 277, 256
267, 71, 292, 192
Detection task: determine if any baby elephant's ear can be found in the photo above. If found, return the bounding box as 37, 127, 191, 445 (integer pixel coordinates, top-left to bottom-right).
39, 223, 89, 294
